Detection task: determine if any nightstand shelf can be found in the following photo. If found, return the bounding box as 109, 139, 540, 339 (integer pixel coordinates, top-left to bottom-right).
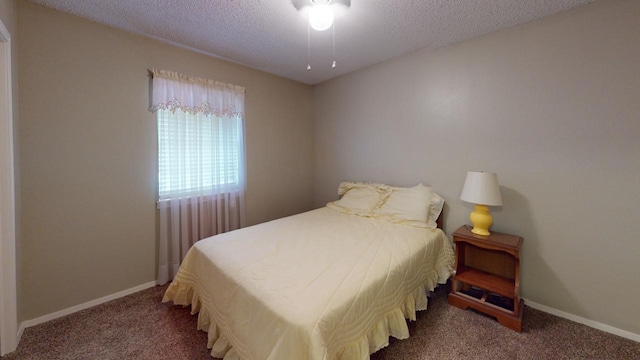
448, 225, 524, 332
455, 267, 516, 298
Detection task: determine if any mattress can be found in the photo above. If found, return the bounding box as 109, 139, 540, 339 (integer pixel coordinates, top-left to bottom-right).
163, 206, 454, 359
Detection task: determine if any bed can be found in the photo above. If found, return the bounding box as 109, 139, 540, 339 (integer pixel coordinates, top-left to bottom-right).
163, 182, 455, 359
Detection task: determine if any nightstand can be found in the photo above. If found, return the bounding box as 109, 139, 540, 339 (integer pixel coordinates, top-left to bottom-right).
448, 225, 524, 332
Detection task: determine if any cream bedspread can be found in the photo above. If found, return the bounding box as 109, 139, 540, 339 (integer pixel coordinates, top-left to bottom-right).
163, 207, 454, 360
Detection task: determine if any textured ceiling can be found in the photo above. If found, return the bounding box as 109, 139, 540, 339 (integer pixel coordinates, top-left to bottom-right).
29, 0, 595, 85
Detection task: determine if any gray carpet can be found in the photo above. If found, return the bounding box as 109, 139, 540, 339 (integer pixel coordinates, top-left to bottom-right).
4, 283, 639, 359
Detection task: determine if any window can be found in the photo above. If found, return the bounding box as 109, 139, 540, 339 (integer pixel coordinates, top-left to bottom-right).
152, 69, 246, 285
157, 108, 244, 200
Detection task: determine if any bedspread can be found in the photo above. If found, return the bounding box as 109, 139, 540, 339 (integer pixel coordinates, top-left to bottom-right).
163, 207, 454, 360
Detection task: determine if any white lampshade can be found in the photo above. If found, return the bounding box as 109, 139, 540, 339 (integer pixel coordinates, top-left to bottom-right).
460, 171, 503, 206
309, 1, 334, 31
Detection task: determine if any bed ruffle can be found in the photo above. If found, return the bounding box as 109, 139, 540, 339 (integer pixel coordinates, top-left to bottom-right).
335, 254, 454, 359
163, 247, 453, 360
163, 282, 240, 359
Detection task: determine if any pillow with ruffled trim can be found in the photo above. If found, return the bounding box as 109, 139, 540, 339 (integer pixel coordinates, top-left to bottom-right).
377, 184, 433, 227
337, 181, 391, 197
326, 187, 383, 216
328, 182, 444, 227
428, 191, 445, 228
328, 182, 392, 216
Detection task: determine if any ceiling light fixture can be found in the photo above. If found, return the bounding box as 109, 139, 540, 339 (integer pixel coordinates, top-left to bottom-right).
309, 0, 334, 31
294, 0, 350, 71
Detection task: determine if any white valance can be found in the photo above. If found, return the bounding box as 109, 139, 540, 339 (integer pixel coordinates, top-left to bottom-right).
150, 69, 245, 117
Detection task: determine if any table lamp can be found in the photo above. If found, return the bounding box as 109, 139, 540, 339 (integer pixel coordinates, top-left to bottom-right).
460, 171, 502, 236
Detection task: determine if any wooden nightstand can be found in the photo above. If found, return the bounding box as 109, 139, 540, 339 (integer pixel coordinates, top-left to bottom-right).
448, 225, 524, 332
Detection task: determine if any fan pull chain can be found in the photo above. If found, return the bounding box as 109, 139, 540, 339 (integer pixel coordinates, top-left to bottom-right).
332, 19, 336, 68
307, 21, 312, 71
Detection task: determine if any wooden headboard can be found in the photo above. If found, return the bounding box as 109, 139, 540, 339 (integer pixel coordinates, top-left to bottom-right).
436, 212, 443, 230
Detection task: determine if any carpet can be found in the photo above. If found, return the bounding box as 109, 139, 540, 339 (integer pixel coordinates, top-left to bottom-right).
4, 283, 639, 359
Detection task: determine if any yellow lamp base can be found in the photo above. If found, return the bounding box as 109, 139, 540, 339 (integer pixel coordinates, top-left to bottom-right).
469, 204, 493, 236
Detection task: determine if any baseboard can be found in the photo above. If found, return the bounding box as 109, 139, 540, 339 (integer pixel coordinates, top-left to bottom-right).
17, 281, 157, 342
523, 297, 640, 343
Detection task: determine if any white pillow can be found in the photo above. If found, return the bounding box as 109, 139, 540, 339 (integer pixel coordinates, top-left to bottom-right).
378, 184, 432, 225
328, 181, 444, 227
328, 186, 384, 215
427, 191, 445, 228
337, 181, 391, 197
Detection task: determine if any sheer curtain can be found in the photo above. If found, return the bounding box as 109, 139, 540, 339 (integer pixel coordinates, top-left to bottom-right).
151, 69, 246, 285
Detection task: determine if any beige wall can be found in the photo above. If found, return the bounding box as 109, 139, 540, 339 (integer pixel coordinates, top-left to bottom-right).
17, 2, 314, 321
313, 0, 640, 335
0, 0, 20, 327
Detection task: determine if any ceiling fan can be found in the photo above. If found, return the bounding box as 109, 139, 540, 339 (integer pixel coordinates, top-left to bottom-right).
292, 0, 351, 31
292, 0, 351, 70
